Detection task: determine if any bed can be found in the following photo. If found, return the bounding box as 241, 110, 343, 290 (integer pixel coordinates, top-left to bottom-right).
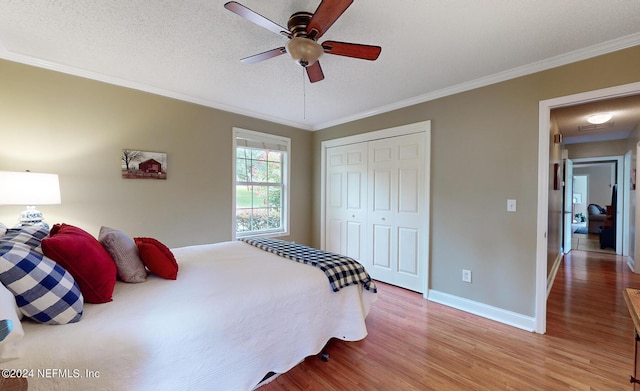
0, 225, 377, 391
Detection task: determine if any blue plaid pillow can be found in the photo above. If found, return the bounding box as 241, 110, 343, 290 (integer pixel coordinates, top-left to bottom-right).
0, 240, 83, 325
2, 226, 49, 248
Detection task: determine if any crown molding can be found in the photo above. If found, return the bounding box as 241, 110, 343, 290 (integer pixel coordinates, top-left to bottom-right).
0, 42, 313, 131
312, 33, 640, 131
1, 32, 639, 133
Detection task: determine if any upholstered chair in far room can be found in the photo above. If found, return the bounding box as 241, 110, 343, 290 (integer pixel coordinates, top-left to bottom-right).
587, 204, 607, 234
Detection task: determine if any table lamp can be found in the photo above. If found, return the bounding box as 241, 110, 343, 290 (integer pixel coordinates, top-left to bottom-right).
0, 171, 61, 229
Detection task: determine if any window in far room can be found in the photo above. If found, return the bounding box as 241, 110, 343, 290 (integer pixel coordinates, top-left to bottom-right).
233, 128, 290, 239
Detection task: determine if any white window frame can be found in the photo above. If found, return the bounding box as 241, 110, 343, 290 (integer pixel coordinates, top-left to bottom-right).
232, 128, 290, 239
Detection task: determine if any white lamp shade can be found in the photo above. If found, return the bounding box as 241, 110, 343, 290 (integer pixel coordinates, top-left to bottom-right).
0, 171, 61, 205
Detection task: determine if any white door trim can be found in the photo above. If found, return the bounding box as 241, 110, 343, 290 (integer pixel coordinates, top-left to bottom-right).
571, 155, 624, 255
536, 81, 640, 334
321, 121, 431, 297
624, 150, 632, 257
562, 158, 573, 254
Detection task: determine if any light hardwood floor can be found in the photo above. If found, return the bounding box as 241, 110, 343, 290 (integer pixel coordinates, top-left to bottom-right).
261, 249, 640, 390
572, 231, 616, 254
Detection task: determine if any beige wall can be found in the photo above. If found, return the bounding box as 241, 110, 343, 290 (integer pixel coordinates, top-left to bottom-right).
0, 59, 313, 248
312, 45, 640, 317
567, 139, 629, 159
573, 164, 615, 208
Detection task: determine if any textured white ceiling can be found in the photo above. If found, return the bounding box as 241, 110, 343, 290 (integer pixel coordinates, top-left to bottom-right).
0, 0, 639, 130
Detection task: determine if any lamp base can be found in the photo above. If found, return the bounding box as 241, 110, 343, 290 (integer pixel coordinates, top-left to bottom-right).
19, 206, 49, 230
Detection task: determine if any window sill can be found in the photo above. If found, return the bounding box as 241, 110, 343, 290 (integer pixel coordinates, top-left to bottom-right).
235, 230, 289, 240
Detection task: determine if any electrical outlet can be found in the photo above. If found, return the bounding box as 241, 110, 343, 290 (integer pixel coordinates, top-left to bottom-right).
462, 269, 472, 283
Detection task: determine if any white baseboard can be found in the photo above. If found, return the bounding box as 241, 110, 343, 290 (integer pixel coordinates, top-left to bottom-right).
627, 256, 636, 273
547, 252, 563, 298
427, 289, 536, 332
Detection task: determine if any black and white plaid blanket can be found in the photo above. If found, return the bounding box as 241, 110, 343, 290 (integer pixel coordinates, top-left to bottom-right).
240, 238, 377, 293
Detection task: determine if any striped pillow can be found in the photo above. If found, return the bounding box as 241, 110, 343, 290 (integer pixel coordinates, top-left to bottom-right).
0, 239, 83, 325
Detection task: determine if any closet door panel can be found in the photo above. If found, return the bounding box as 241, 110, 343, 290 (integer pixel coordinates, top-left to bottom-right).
347, 172, 363, 209
346, 221, 363, 260
372, 169, 392, 212
372, 224, 392, 269
399, 168, 419, 213
368, 132, 425, 292
397, 227, 419, 276
326, 219, 343, 254
325, 143, 368, 263
328, 173, 342, 208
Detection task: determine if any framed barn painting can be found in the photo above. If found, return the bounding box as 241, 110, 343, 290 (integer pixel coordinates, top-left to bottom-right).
122, 149, 167, 179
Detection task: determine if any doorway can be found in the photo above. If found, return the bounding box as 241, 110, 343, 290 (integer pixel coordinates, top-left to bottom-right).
569, 164, 619, 254
569, 174, 593, 247
572, 174, 588, 232
536, 81, 640, 334
567, 157, 622, 255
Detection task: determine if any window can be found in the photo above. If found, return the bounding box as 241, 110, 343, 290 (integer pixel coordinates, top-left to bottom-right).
233, 128, 290, 238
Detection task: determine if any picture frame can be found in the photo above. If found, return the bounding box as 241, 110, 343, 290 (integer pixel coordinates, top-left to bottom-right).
122, 149, 167, 179
572, 193, 582, 204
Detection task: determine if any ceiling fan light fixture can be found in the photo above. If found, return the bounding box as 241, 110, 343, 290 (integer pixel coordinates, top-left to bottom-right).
587, 112, 613, 124
286, 37, 323, 67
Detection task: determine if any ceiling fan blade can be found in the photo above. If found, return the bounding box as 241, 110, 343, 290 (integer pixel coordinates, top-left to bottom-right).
307, 0, 353, 39
306, 62, 325, 83
240, 47, 287, 64
322, 41, 381, 60
224, 1, 291, 38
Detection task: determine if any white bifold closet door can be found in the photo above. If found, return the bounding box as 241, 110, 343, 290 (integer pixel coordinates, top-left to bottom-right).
325, 142, 368, 261
368, 133, 426, 292
325, 132, 426, 292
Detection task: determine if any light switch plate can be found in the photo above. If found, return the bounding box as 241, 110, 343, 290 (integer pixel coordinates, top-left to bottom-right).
507, 199, 517, 212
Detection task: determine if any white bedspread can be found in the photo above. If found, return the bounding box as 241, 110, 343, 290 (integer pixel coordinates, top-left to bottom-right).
3, 241, 376, 391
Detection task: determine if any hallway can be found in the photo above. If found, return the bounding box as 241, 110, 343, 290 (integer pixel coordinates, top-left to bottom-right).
548, 249, 639, 354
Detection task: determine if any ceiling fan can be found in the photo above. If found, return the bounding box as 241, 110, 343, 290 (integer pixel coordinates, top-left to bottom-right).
224, 0, 381, 83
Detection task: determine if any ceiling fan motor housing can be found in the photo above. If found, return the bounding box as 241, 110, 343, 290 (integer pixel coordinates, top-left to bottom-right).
286, 12, 323, 67
287, 12, 313, 38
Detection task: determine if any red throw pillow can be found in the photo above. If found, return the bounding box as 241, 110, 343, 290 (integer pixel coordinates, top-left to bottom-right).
41, 223, 117, 303
134, 237, 178, 280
